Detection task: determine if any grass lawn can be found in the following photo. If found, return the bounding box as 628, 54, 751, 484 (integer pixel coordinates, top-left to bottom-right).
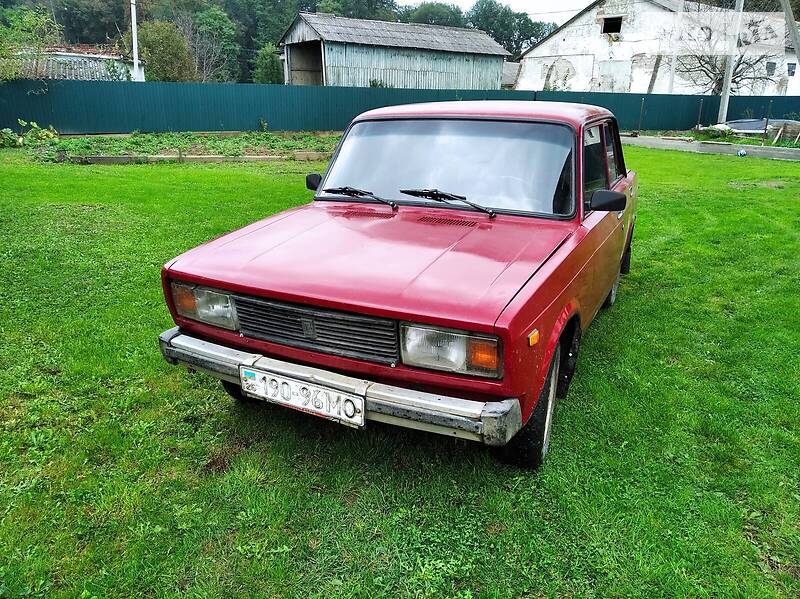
1, 147, 799, 598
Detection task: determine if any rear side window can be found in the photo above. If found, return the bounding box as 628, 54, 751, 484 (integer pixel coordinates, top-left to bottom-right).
603, 122, 620, 183
583, 125, 607, 211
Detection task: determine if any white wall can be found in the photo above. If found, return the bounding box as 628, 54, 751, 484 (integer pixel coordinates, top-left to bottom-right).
516, 0, 800, 96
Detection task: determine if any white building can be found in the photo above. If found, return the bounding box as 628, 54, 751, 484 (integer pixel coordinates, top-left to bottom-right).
516, 0, 799, 96
19, 46, 144, 82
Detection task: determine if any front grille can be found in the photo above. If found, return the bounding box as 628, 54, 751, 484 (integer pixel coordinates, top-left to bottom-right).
234, 295, 400, 365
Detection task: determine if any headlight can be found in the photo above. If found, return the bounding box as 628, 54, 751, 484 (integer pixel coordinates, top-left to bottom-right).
170, 282, 239, 330
400, 324, 502, 378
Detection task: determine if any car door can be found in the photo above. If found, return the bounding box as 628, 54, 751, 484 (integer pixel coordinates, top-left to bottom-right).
580, 121, 627, 315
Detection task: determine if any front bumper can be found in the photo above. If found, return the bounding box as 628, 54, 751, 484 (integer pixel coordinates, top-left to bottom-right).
159, 327, 522, 446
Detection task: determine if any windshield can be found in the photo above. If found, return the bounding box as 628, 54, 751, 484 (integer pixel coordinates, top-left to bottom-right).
320, 119, 574, 216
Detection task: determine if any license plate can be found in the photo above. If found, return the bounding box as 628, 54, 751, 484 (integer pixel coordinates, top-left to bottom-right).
239, 367, 366, 428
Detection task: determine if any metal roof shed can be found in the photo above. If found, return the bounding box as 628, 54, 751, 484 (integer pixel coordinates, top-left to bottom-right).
278, 13, 510, 89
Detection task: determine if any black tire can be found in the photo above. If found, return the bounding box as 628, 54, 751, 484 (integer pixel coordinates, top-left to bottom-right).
620, 244, 631, 275
602, 270, 620, 309
493, 344, 561, 469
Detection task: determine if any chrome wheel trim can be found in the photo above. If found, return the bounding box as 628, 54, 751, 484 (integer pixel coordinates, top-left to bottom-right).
541, 355, 559, 458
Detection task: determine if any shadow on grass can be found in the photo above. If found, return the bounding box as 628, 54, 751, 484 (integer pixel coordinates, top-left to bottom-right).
218, 389, 504, 478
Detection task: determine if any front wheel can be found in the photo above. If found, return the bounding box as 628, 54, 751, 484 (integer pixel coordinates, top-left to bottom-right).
493, 344, 561, 469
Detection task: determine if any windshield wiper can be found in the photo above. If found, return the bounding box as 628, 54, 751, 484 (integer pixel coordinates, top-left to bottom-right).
399, 188, 496, 219
322, 186, 397, 211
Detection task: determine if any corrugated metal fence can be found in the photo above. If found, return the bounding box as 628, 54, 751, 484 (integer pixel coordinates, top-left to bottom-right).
0, 79, 797, 134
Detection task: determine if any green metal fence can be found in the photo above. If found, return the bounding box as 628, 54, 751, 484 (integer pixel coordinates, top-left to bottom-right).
0, 79, 797, 134
0, 80, 533, 134
536, 91, 720, 131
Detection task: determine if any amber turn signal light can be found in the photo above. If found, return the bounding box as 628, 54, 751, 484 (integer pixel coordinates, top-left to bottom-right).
171, 282, 197, 315
467, 338, 500, 372
528, 329, 540, 347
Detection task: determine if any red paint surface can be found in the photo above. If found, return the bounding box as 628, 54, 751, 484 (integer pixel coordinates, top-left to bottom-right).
162, 101, 637, 422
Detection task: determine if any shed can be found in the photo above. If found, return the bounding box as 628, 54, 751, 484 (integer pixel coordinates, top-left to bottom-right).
278, 12, 510, 89
16, 46, 144, 81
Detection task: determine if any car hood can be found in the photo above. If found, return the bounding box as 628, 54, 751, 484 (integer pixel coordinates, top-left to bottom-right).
168, 201, 576, 327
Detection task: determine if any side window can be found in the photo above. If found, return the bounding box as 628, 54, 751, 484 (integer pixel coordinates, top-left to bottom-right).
603, 122, 620, 183
583, 125, 607, 212
551, 149, 573, 216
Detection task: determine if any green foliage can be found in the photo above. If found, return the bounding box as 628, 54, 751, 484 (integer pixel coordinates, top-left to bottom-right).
0, 146, 799, 596
252, 43, 283, 84
130, 20, 194, 82
467, 0, 556, 58
335, 0, 399, 20
223, 0, 300, 80
57, 0, 124, 46
315, 0, 342, 13
194, 6, 240, 81
0, 118, 57, 147
0, 127, 20, 147
104, 58, 131, 81
691, 128, 800, 148
0, 0, 558, 82
0, 6, 62, 80
21, 130, 340, 159
368, 78, 392, 87
402, 2, 465, 27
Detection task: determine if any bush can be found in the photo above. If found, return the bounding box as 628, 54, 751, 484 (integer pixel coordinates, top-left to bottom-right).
0, 128, 22, 147
126, 21, 194, 82
19, 119, 58, 143
252, 44, 283, 84
0, 119, 57, 147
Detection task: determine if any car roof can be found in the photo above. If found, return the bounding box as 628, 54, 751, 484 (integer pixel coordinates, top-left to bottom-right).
353, 100, 613, 128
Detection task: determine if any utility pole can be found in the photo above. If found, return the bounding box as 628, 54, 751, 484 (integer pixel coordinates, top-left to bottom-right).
717, 0, 745, 124
779, 0, 800, 69
668, 0, 684, 94
130, 0, 143, 81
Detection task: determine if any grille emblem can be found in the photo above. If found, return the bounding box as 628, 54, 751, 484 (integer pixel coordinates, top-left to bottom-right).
300, 317, 317, 339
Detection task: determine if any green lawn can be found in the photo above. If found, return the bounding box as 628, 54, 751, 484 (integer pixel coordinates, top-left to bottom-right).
1, 147, 798, 598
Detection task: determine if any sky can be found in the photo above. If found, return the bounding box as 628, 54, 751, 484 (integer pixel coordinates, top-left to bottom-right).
395, 0, 590, 25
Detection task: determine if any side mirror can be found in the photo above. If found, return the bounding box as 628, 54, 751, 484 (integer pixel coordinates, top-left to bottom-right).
306, 173, 322, 191
590, 190, 626, 211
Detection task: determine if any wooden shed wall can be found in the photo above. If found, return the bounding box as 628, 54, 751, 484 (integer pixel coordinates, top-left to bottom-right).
322, 42, 503, 90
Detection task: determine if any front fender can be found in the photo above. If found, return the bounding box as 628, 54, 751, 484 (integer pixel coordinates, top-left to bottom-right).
521, 300, 581, 422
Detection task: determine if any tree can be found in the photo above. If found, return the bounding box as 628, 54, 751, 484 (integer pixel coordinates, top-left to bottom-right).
336, 0, 398, 20
404, 2, 465, 27
467, 0, 556, 58
56, 0, 124, 44
316, 0, 342, 14
669, 2, 783, 94
224, 0, 302, 80
192, 7, 240, 80
173, 12, 227, 82
252, 42, 283, 83
0, 6, 62, 80
129, 20, 194, 81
